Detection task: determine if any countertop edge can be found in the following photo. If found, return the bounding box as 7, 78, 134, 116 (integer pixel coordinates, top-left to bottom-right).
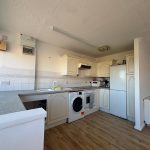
0, 86, 110, 115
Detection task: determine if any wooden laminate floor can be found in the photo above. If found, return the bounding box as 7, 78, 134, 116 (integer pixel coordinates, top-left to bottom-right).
44, 111, 150, 150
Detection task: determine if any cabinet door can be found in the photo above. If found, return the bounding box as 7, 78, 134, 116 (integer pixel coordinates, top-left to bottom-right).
90, 62, 97, 77
103, 90, 110, 110
67, 57, 79, 75
47, 93, 68, 125
100, 89, 110, 112
127, 75, 135, 122
126, 55, 134, 74
97, 61, 111, 77
78, 59, 97, 77
100, 89, 104, 108
94, 89, 100, 108
84, 62, 97, 77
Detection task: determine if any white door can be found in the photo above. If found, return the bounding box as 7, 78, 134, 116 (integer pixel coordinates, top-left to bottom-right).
47, 93, 68, 125
100, 89, 110, 112
103, 89, 110, 110
97, 61, 111, 77
100, 89, 104, 108
126, 55, 134, 74
94, 89, 100, 109
110, 65, 126, 91
110, 90, 126, 119
127, 75, 135, 121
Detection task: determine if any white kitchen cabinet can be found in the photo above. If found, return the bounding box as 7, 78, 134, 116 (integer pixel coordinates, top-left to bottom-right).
47, 93, 69, 125
94, 89, 100, 109
89, 62, 97, 77
126, 55, 134, 74
99, 89, 110, 113
60, 54, 97, 77
97, 61, 112, 77
60, 55, 79, 76
78, 58, 97, 77
82, 62, 97, 77
127, 75, 135, 122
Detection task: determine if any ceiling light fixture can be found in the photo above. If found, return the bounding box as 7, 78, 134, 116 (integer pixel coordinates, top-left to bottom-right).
97, 45, 110, 52
50, 25, 97, 48
50, 26, 111, 53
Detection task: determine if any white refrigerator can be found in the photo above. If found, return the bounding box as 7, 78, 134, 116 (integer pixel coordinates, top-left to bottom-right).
110, 65, 127, 119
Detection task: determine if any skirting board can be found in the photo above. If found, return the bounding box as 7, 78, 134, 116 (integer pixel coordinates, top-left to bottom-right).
85, 108, 99, 116
99, 108, 110, 113
127, 116, 135, 122
134, 123, 145, 131
45, 119, 67, 129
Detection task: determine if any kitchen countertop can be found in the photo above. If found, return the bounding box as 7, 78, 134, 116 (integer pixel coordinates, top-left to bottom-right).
71, 86, 109, 91
0, 86, 109, 116
0, 90, 70, 115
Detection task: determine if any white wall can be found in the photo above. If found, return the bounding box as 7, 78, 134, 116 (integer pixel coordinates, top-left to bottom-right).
134, 37, 150, 131
0, 30, 95, 91
35, 41, 94, 89
96, 50, 133, 62
0, 30, 133, 91
0, 31, 36, 91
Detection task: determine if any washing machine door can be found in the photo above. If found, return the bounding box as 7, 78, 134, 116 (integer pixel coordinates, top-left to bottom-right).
72, 97, 83, 112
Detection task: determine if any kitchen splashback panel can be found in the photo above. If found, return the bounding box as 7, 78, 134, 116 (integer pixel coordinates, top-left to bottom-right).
0, 67, 35, 91
35, 70, 92, 89
0, 68, 93, 91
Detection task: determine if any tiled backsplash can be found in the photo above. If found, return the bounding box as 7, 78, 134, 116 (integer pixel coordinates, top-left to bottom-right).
35, 70, 93, 89
0, 67, 35, 91
0, 67, 93, 91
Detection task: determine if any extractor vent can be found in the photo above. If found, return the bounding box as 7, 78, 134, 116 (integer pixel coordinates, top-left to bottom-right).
98, 45, 110, 52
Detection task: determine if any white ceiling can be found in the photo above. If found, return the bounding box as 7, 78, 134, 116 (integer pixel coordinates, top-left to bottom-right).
0, 0, 150, 57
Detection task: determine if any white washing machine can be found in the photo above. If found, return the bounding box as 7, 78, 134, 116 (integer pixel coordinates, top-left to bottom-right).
68, 91, 85, 123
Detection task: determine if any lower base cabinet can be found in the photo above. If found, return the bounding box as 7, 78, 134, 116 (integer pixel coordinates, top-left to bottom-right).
99, 89, 110, 113
47, 93, 69, 126
94, 89, 100, 109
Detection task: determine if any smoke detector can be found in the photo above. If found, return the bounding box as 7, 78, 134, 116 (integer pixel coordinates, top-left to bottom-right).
98, 45, 110, 52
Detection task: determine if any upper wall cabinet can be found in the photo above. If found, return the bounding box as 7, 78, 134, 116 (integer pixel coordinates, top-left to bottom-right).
60, 55, 97, 77
97, 61, 112, 77
78, 59, 97, 77
126, 55, 134, 74
60, 55, 79, 76
89, 62, 97, 77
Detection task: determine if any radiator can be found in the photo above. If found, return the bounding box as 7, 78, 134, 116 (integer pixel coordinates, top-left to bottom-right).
144, 99, 150, 125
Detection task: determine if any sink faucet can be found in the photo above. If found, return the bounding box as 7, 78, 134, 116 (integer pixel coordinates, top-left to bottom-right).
52, 81, 57, 88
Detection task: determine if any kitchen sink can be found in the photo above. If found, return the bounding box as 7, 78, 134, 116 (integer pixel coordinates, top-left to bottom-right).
36, 87, 73, 92
36, 89, 54, 92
